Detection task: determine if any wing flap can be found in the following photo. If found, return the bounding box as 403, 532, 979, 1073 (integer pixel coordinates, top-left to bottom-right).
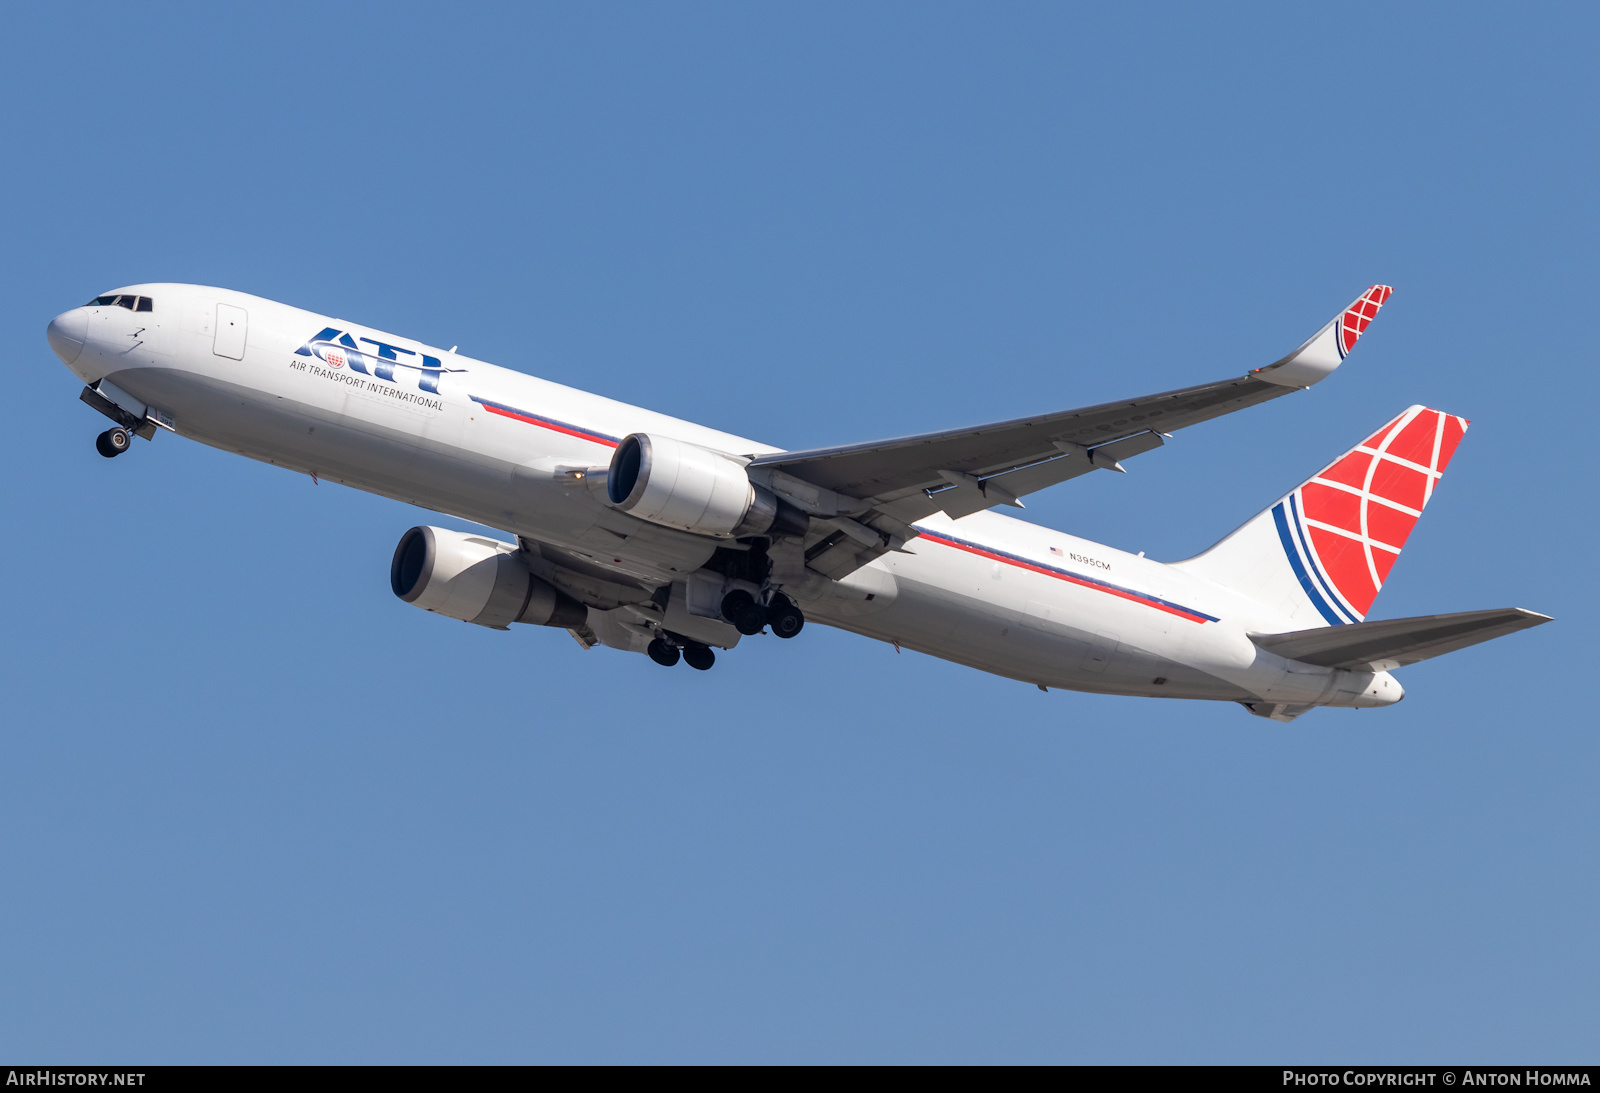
1250, 607, 1550, 670
925, 430, 1167, 520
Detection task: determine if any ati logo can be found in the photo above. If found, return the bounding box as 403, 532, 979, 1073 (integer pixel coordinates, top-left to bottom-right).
294, 328, 465, 393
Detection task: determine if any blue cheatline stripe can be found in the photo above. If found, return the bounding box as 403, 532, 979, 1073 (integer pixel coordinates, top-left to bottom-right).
1286, 492, 1360, 623
1271, 501, 1348, 626
914, 528, 1219, 624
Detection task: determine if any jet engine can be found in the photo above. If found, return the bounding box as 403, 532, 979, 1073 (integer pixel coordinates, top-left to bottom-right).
606, 433, 808, 539
390, 526, 588, 630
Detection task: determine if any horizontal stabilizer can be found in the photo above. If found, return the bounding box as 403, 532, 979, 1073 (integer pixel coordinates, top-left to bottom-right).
1250, 608, 1551, 670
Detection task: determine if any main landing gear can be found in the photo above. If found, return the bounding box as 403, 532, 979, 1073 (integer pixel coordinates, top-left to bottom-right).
95, 427, 132, 458
646, 592, 803, 671
648, 635, 716, 671
646, 540, 807, 671
719, 589, 804, 638
706, 540, 805, 639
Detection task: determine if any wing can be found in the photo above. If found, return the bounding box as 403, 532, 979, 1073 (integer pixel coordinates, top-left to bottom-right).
751, 286, 1393, 579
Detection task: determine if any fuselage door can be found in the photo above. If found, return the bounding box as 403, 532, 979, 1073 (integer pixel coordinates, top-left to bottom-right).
213, 304, 247, 360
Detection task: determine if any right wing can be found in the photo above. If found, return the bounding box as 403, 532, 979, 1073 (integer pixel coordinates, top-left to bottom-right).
749, 286, 1393, 579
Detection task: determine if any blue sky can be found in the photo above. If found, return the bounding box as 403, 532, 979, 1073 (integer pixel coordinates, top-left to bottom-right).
0, 2, 1594, 1063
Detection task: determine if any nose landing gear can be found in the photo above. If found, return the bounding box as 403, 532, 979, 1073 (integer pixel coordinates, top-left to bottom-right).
95, 427, 131, 458
81, 385, 157, 458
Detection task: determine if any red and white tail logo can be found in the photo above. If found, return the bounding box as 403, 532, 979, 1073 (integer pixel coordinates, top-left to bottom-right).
1336, 285, 1393, 358
1288, 406, 1468, 620
1174, 402, 1469, 628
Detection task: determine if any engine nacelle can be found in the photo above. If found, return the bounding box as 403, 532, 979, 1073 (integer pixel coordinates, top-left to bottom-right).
390, 526, 588, 630
606, 433, 808, 539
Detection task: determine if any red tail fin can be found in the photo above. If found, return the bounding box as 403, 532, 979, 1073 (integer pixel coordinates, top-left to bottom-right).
1175, 405, 1468, 627
1298, 405, 1468, 617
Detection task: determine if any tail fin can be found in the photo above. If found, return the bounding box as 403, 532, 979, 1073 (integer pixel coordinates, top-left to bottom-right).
1174, 406, 1469, 625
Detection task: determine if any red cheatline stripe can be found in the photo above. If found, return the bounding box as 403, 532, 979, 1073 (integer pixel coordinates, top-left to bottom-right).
919, 532, 1215, 624
474, 398, 620, 448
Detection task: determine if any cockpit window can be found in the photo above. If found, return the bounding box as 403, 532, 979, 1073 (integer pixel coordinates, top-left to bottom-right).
86, 294, 154, 311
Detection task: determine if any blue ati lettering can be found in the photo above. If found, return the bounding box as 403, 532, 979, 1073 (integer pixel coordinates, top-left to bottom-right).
294, 328, 465, 393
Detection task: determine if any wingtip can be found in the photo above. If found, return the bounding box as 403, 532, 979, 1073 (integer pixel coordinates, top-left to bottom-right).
1337, 284, 1393, 357
1255, 285, 1393, 387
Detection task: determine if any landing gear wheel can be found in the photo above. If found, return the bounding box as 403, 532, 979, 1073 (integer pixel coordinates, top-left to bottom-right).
647, 638, 681, 667
96, 427, 131, 458
733, 604, 767, 636
682, 644, 715, 671
768, 595, 805, 639
720, 590, 767, 636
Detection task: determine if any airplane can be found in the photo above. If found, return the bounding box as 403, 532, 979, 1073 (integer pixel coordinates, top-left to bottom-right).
46, 283, 1549, 721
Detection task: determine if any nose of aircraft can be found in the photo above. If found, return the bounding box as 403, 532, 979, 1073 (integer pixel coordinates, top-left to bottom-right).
47, 308, 88, 365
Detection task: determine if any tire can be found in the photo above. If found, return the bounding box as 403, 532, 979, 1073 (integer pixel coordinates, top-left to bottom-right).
647, 638, 681, 667
769, 602, 804, 639
96, 428, 130, 458
720, 589, 753, 622
733, 603, 767, 636
721, 588, 766, 636
682, 644, 715, 671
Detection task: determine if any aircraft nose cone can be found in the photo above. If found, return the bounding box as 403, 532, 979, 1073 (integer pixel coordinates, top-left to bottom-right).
47, 309, 88, 365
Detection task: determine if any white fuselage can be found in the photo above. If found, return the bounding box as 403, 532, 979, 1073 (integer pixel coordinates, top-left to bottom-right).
48, 284, 1402, 711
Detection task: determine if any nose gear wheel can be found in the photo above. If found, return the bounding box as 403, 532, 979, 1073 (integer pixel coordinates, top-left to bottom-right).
95, 427, 131, 458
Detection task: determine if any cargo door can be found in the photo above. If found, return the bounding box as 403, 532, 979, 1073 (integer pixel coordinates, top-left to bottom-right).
213, 303, 247, 359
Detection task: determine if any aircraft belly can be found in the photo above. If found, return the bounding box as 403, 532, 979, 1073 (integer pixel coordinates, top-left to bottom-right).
820, 569, 1250, 700
119, 365, 484, 504
108, 363, 719, 584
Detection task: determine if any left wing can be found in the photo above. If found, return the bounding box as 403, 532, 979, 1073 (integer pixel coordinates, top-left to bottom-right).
750, 286, 1392, 579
